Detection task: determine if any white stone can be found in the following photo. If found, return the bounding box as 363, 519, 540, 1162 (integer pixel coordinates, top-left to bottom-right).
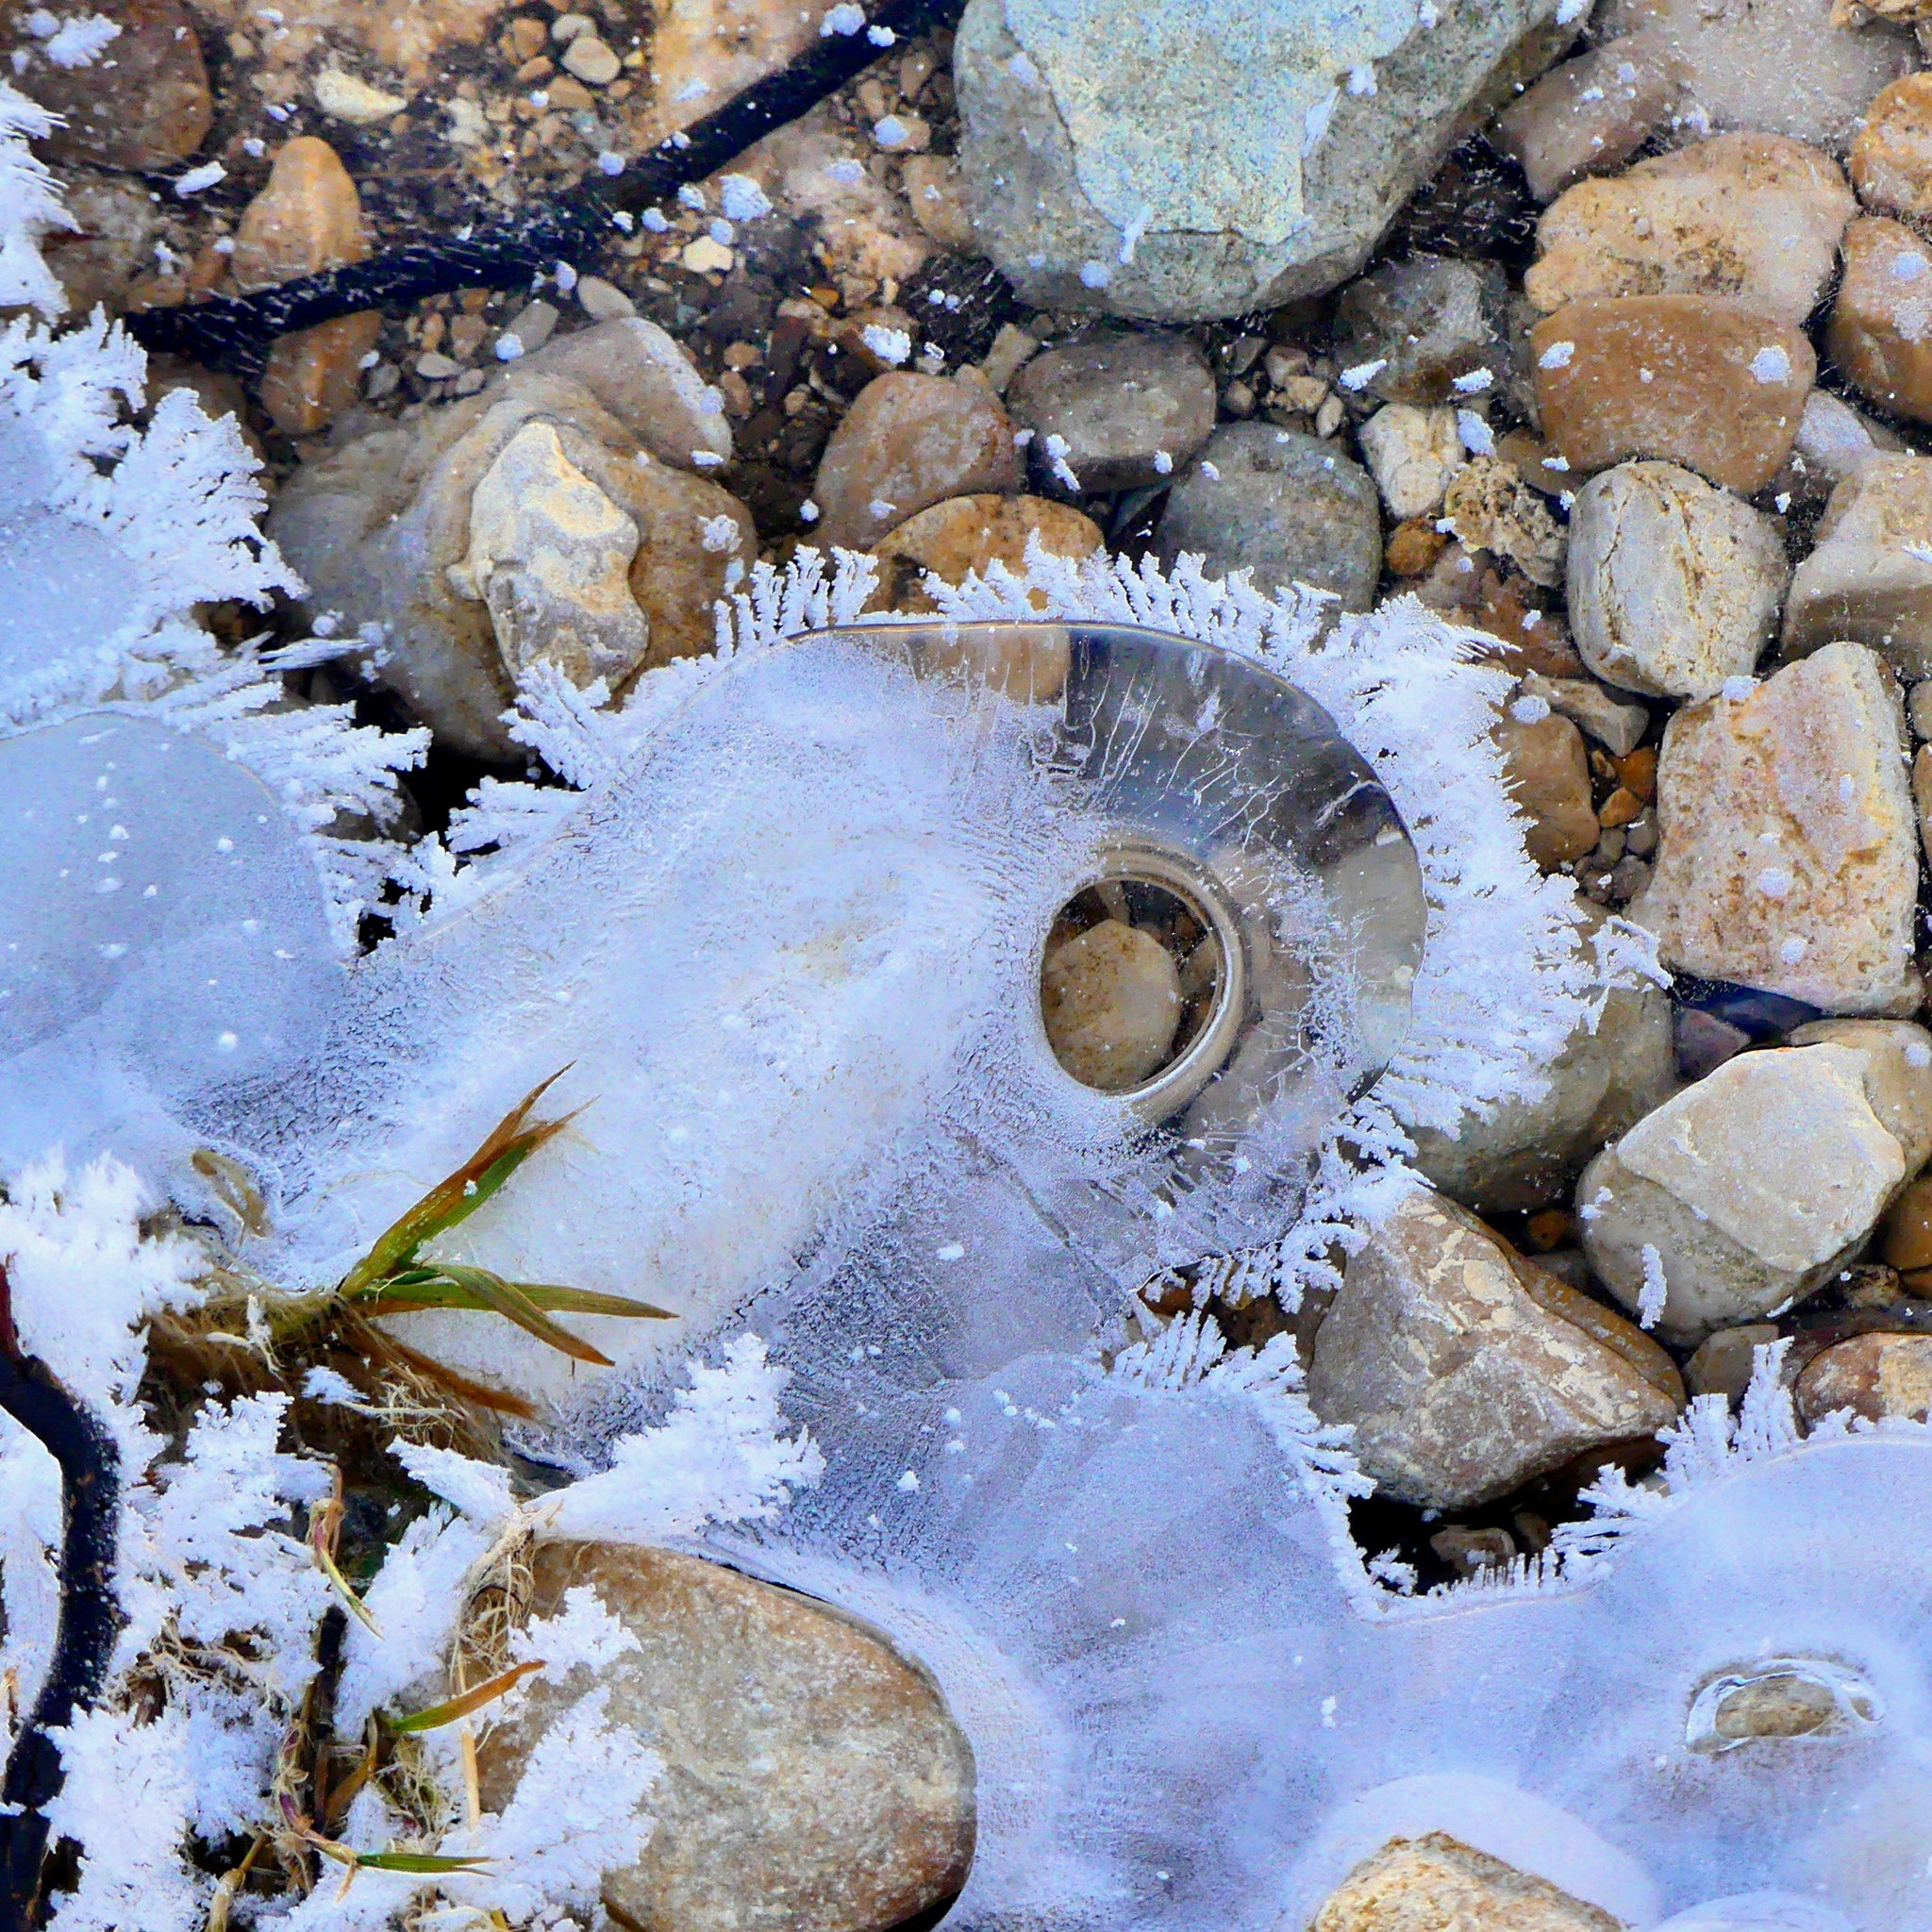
313, 67, 410, 125
1357, 403, 1465, 521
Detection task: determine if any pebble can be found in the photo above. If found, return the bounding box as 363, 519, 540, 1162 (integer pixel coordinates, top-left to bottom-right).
560, 33, 621, 84
1311, 1833, 1624, 1932
313, 67, 410, 125
1429, 1525, 1516, 1577
1882, 1169, 1932, 1274
1305, 1188, 1682, 1508
503, 298, 559, 354
8, 0, 211, 171
514, 316, 733, 468
1441, 457, 1566, 589
952, 0, 1584, 321
900, 154, 975, 249
1529, 296, 1815, 495
1524, 133, 1856, 325
474, 1543, 974, 1932
1566, 461, 1789, 699
1686, 1322, 1780, 1400
1578, 1025, 1932, 1340
1674, 1008, 1751, 1082
1795, 1330, 1932, 1424
1330, 254, 1510, 407
1357, 404, 1466, 522
869, 493, 1103, 611
682, 234, 736, 275
1824, 215, 1932, 424
978, 323, 1041, 395
42, 171, 158, 312
813, 371, 1023, 548
1495, 708, 1599, 871
1519, 674, 1650, 758
1774, 387, 1905, 506
1006, 329, 1217, 491
1850, 72, 1932, 216
1783, 456, 1932, 675
1040, 917, 1182, 1091
576, 275, 637, 321
1494, 30, 1689, 202
1411, 904, 1676, 1213
1154, 424, 1382, 610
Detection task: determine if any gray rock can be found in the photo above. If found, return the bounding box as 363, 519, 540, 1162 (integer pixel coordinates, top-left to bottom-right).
1494, 30, 1689, 203
1306, 1188, 1684, 1508
1154, 424, 1381, 608
954, 0, 1581, 322
1409, 905, 1677, 1215
1006, 329, 1216, 491
1774, 388, 1906, 508
1685, 1322, 1780, 1401
1330, 255, 1511, 407
1782, 456, 1932, 675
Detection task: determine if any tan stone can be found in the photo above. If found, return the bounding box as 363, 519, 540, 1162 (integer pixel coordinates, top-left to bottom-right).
510, 316, 734, 470
814, 372, 1023, 548
868, 493, 1102, 612
1783, 457, 1932, 671
1357, 405, 1465, 522
1796, 1331, 1932, 1424
1774, 387, 1907, 506
1495, 709, 1599, 871
1041, 918, 1181, 1091
1638, 642, 1918, 1013
628, 0, 821, 148
1882, 1169, 1932, 1270
1304, 1190, 1682, 1509
901, 155, 974, 249
1530, 297, 1814, 494
1525, 133, 1855, 324
1441, 457, 1565, 588
609, 457, 757, 675
1784, 1017, 1932, 1168
42, 171, 158, 313
474, 1544, 974, 1932
1851, 72, 1932, 215
1311, 1832, 1624, 1932
1826, 216, 1932, 424
1494, 30, 1688, 203
188, 0, 500, 85
1686, 1322, 1780, 1400
313, 67, 409, 125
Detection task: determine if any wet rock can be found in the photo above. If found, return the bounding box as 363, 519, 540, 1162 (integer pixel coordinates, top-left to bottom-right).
1524, 134, 1856, 325
1041, 918, 1181, 1091
4, 0, 210, 172
1566, 461, 1789, 700
1154, 424, 1381, 609
1441, 457, 1566, 589
869, 493, 1103, 612
1305, 1189, 1683, 1509
953, 0, 1582, 322
1005, 330, 1215, 492
1410, 906, 1677, 1214
1686, 1322, 1781, 1400
1429, 1525, 1517, 1578
1594, 0, 1915, 154
1795, 1330, 1932, 1423
813, 372, 1022, 549
1357, 404, 1465, 522
1774, 387, 1906, 506
1311, 1832, 1624, 1932
1494, 31, 1688, 202
474, 1543, 974, 1932
230, 137, 378, 438
1495, 708, 1599, 870
1637, 643, 1918, 1013
1851, 72, 1932, 215
1530, 297, 1815, 494
1331, 255, 1511, 408
1782, 457, 1932, 672
1578, 1026, 1932, 1340
1825, 215, 1932, 424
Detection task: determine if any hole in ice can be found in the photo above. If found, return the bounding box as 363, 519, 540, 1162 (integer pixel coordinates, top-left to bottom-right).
1686, 1657, 1880, 1755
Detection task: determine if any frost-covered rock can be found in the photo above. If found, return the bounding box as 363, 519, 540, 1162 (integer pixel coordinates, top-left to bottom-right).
953, 0, 1582, 321
1331, 255, 1511, 408
1312, 1832, 1624, 1932
1636, 643, 1919, 1013
1782, 455, 1932, 670
1579, 1025, 1932, 1341
1567, 461, 1789, 699
1307, 1189, 1683, 1507
1494, 32, 1688, 203
868, 492, 1102, 612
474, 1543, 975, 1932
1824, 215, 1932, 424
1357, 404, 1465, 523
1441, 457, 1566, 590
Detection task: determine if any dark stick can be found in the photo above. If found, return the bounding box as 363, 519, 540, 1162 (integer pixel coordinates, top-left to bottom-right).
0, 1264, 123, 1930
124, 0, 967, 378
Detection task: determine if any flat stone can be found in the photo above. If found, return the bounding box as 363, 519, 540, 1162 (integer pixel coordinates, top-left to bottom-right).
1410, 903, 1677, 1214
1441, 457, 1566, 589
1825, 215, 1932, 424
1795, 1330, 1932, 1424
1851, 72, 1932, 215
868, 493, 1103, 612
1494, 30, 1689, 202
502, 299, 559, 356
953, 0, 1581, 321
1331, 255, 1512, 407
1495, 708, 1599, 870
1595, 0, 1916, 154
1519, 674, 1651, 758
313, 67, 409, 125
576, 275, 637, 322
1530, 296, 1815, 494
1524, 133, 1856, 325
474, 1543, 974, 1932
1311, 1833, 1624, 1932
900, 154, 975, 249
508, 316, 733, 468
813, 372, 1022, 548
1784, 1016, 1932, 1169
1567, 460, 1790, 699
1637, 642, 1918, 1013
1357, 404, 1465, 522
1783, 457, 1932, 673
1005, 329, 1216, 491
1578, 1032, 1932, 1339
1154, 423, 1381, 610
1686, 1322, 1781, 1399
1305, 1189, 1683, 1508
1040, 917, 1182, 1091
561, 33, 620, 84
3, 0, 210, 171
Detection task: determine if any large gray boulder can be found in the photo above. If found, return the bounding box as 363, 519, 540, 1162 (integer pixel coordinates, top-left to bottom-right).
953, 0, 1581, 321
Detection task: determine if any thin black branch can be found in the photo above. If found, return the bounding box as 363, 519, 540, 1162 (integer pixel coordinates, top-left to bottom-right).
123, 0, 967, 378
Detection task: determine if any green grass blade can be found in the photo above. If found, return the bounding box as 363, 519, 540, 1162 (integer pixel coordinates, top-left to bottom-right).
386, 1659, 546, 1734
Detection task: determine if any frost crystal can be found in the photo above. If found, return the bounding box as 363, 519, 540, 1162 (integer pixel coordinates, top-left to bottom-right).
1637, 1242, 1669, 1329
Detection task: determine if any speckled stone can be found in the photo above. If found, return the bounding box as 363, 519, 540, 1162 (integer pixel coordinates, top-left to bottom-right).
1311, 1833, 1624, 1932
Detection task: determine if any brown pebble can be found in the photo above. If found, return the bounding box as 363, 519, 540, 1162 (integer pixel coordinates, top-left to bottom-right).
1495, 708, 1600, 870
1386, 518, 1449, 576
1614, 744, 1658, 803
1825, 216, 1932, 425
1598, 787, 1642, 829
1883, 1172, 1932, 1273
